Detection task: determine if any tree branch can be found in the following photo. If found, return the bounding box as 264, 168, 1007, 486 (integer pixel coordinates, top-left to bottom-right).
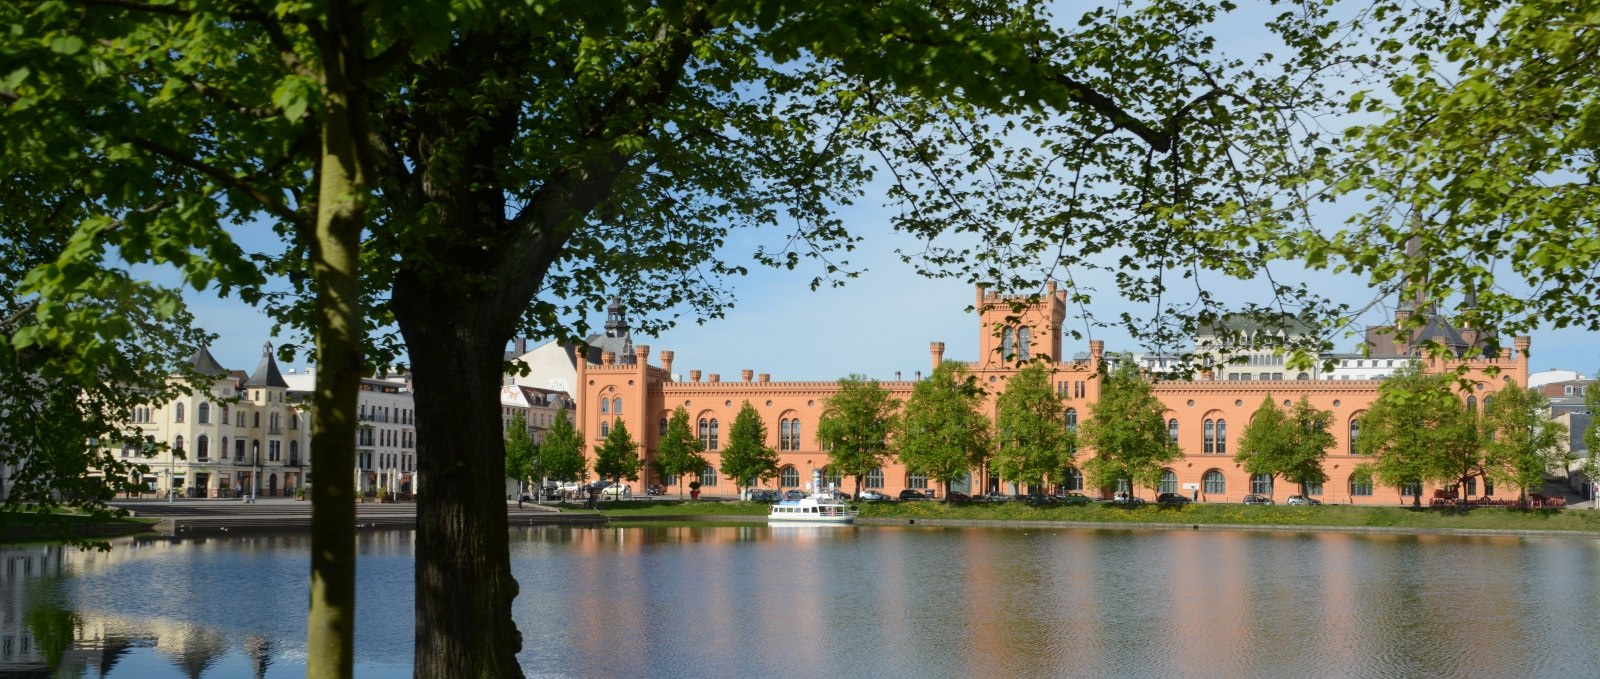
1052, 73, 1173, 152
121, 135, 303, 226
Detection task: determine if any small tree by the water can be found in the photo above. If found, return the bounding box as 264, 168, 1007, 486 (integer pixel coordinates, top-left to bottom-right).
1236, 396, 1333, 500
897, 362, 992, 501
1482, 385, 1569, 503
594, 419, 642, 489
1080, 359, 1180, 499
720, 401, 780, 498
992, 362, 1070, 495
655, 407, 706, 499
817, 375, 899, 498
539, 406, 587, 485
504, 412, 537, 497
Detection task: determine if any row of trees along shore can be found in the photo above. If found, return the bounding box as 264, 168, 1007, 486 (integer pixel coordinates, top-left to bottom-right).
9, 0, 1600, 676
510, 360, 1573, 508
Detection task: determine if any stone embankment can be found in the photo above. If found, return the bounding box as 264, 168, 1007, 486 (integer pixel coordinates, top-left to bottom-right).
110, 498, 604, 535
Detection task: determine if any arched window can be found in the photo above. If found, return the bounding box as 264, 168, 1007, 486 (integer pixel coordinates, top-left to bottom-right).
173, 435, 184, 452
600, 398, 610, 415
907, 472, 928, 489
1065, 468, 1084, 491
289, 441, 299, 464
600, 421, 610, 437
1305, 481, 1323, 496
1203, 470, 1226, 495
1158, 469, 1178, 494
198, 402, 211, 424
220, 437, 230, 459
1349, 417, 1362, 455
237, 412, 246, 427
1483, 396, 1494, 410
789, 420, 801, 450
779, 418, 792, 451
1002, 327, 1015, 361
699, 418, 710, 448
196, 435, 209, 461
659, 418, 669, 437
866, 468, 885, 489
780, 466, 800, 487
1466, 395, 1477, 412
709, 419, 720, 450
253, 412, 261, 428
613, 397, 622, 415
699, 465, 718, 487
1349, 475, 1373, 496
290, 413, 299, 430
1251, 474, 1273, 495
175, 403, 185, 423
825, 467, 842, 488
1065, 408, 1078, 432
1216, 419, 1227, 455
1168, 419, 1179, 444
1017, 327, 1031, 362
1203, 419, 1216, 454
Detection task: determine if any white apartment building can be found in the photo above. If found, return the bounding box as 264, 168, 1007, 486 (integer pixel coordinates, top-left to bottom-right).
114, 343, 311, 498
501, 385, 575, 497
282, 371, 417, 498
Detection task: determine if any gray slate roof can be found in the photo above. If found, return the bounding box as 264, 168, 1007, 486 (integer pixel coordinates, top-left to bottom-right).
245, 342, 289, 388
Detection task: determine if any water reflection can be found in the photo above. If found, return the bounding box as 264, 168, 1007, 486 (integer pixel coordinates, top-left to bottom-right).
6, 526, 1600, 678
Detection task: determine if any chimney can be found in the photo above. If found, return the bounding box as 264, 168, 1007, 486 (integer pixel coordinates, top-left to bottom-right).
741, 369, 753, 382
690, 370, 701, 383
915, 370, 922, 381
661, 351, 674, 379
895, 371, 902, 381
758, 373, 770, 383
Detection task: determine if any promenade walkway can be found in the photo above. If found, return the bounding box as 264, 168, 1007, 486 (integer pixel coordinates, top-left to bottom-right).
109, 497, 602, 535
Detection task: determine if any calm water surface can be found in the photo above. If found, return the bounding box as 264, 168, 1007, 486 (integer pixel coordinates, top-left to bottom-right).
3, 525, 1598, 678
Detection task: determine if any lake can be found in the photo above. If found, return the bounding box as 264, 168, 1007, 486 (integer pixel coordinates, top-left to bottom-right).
3, 524, 1598, 678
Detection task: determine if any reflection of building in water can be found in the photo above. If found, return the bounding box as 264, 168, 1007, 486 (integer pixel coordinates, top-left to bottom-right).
1, 541, 287, 679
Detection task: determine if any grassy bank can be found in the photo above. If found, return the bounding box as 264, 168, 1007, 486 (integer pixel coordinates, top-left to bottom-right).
581, 499, 1600, 533
856, 500, 1600, 532
0, 509, 158, 543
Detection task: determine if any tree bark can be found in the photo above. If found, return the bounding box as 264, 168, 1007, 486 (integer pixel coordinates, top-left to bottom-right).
306, 3, 368, 677
403, 302, 523, 679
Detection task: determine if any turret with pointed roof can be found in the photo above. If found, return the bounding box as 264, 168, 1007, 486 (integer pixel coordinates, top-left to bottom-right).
187, 346, 229, 378
245, 341, 289, 389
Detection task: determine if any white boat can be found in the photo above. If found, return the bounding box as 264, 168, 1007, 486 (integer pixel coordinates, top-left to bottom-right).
767, 495, 857, 524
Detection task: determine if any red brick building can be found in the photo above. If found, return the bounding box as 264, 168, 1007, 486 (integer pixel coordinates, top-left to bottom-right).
576, 284, 1529, 504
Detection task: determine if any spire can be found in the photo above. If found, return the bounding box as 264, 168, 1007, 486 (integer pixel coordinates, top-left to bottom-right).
604, 298, 629, 338
245, 341, 289, 388
187, 345, 229, 377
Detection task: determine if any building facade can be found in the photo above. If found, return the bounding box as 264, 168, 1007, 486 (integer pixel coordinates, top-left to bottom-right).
115, 343, 312, 499
575, 284, 1530, 505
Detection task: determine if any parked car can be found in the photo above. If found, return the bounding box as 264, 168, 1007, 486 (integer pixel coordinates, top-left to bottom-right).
1110, 491, 1145, 505
1155, 493, 1192, 506
1242, 494, 1274, 505
1023, 493, 1060, 506
783, 489, 807, 501
858, 490, 893, 502
947, 491, 972, 501
747, 489, 781, 502
817, 489, 851, 500
898, 489, 931, 501
1286, 495, 1321, 506
600, 483, 632, 499
1057, 492, 1094, 506
646, 484, 666, 496
983, 491, 1016, 502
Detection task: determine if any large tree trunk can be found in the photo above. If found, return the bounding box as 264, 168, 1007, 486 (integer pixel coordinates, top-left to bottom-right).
403, 304, 523, 679
306, 5, 368, 678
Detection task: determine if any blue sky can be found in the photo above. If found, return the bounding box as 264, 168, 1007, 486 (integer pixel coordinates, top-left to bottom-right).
181, 208, 1599, 384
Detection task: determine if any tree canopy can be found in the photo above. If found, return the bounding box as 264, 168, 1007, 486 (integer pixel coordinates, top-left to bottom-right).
538, 407, 586, 484
1481, 385, 1568, 501
992, 362, 1071, 494
719, 401, 780, 494
503, 412, 537, 494
896, 361, 992, 501
1235, 396, 1333, 499
817, 375, 898, 497
654, 406, 706, 499
1079, 359, 1179, 498
1354, 365, 1475, 505
594, 419, 641, 486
